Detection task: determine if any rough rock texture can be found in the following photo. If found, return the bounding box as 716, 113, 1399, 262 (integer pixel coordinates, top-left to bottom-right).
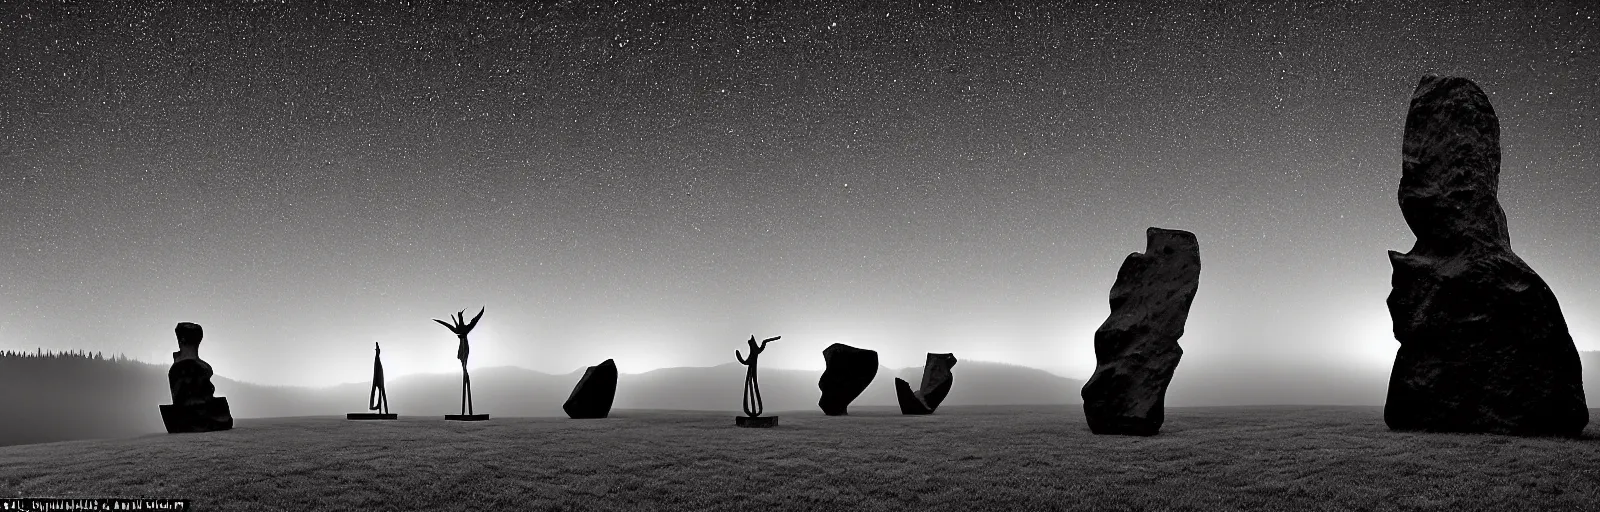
1384, 75, 1588, 436
818, 343, 879, 415
1080, 228, 1200, 436
563, 359, 619, 419
897, 353, 957, 415
161, 322, 233, 433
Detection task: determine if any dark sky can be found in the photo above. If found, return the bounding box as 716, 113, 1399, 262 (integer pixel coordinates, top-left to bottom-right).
2, 1, 1596, 388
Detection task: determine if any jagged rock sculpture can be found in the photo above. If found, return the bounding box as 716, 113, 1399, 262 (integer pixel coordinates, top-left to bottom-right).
736, 335, 781, 427
819, 343, 879, 416
159, 322, 234, 433
896, 353, 956, 415
435, 307, 488, 421
1080, 227, 1201, 436
1384, 75, 1588, 436
564, 359, 618, 419
348, 342, 395, 420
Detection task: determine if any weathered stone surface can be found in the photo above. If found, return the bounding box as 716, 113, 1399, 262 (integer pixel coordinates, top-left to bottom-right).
897, 353, 957, 415
563, 359, 618, 419
1384, 75, 1588, 436
818, 344, 878, 416
162, 322, 233, 434
1080, 227, 1200, 436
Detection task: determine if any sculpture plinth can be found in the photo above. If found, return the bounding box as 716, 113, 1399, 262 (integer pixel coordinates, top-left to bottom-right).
445, 414, 490, 421
735, 416, 778, 428
347, 413, 397, 420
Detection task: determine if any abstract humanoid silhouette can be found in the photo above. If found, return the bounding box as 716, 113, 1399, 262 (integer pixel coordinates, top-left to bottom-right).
735, 335, 781, 427
434, 307, 485, 419
159, 322, 233, 433
348, 342, 396, 420
368, 342, 389, 414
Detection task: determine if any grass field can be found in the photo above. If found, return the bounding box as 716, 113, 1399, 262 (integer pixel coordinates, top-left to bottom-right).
1, 405, 1597, 511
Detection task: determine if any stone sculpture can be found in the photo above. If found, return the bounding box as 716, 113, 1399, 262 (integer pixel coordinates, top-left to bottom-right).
158, 322, 234, 433
1080, 227, 1201, 436
818, 343, 878, 416
895, 353, 956, 415
564, 359, 618, 419
1384, 75, 1588, 436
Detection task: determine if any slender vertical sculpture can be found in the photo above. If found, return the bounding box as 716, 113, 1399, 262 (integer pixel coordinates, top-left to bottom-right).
735, 335, 781, 427
1080, 227, 1201, 436
348, 342, 396, 420
435, 308, 488, 421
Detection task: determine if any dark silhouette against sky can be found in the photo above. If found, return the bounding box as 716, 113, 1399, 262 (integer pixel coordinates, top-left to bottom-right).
2, 1, 1595, 388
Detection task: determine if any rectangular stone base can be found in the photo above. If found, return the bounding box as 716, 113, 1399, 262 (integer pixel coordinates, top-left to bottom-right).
346, 413, 398, 420
736, 415, 778, 428
445, 414, 490, 421
159, 397, 234, 434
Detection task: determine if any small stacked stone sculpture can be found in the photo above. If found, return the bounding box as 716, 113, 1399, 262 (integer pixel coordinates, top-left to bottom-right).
434, 307, 488, 421
896, 353, 957, 415
348, 342, 396, 420
158, 322, 234, 433
736, 335, 781, 427
563, 358, 618, 419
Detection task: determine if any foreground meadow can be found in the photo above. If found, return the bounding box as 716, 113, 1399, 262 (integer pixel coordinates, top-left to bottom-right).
1, 405, 1596, 511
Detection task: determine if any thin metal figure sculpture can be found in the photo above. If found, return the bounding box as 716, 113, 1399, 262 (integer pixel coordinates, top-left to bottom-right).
368, 342, 388, 415
736, 335, 781, 417
434, 307, 484, 417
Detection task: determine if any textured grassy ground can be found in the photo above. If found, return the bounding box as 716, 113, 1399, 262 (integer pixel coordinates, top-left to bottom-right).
1, 405, 1597, 511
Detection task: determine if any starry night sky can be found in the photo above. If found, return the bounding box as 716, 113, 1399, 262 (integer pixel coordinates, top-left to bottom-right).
2, 1, 1596, 388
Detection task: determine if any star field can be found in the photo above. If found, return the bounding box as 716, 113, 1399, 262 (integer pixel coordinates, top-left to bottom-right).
1, 0, 1595, 388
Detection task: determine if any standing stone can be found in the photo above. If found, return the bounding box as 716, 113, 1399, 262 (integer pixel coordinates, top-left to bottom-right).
1384, 75, 1588, 436
1080, 227, 1200, 436
563, 359, 619, 419
896, 353, 957, 415
818, 344, 878, 416
159, 322, 234, 433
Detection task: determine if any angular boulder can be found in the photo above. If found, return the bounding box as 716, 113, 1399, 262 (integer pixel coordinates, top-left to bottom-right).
897, 353, 957, 415
564, 359, 619, 419
1384, 75, 1588, 436
1080, 227, 1200, 436
818, 343, 879, 416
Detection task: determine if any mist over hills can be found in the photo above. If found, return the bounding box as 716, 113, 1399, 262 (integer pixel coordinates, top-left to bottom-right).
4, 352, 1598, 447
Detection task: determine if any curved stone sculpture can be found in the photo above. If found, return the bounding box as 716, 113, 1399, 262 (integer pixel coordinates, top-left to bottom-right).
1080, 227, 1201, 436
564, 359, 619, 419
818, 343, 878, 416
896, 353, 956, 415
736, 335, 781, 427
1384, 75, 1588, 436
159, 322, 234, 433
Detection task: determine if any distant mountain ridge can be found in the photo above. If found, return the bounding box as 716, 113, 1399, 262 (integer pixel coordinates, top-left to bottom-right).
0, 354, 1082, 446
6, 351, 1598, 447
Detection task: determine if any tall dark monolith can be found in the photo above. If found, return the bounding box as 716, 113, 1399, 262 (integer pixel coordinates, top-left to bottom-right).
1384, 75, 1588, 436
564, 359, 619, 419
818, 343, 878, 416
1080, 227, 1200, 436
896, 353, 956, 415
159, 322, 234, 433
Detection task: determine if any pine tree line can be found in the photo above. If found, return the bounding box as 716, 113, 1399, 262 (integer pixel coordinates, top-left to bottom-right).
0, 349, 133, 362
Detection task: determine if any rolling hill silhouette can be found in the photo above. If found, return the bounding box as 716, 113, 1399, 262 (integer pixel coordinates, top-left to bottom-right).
5, 351, 1597, 447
